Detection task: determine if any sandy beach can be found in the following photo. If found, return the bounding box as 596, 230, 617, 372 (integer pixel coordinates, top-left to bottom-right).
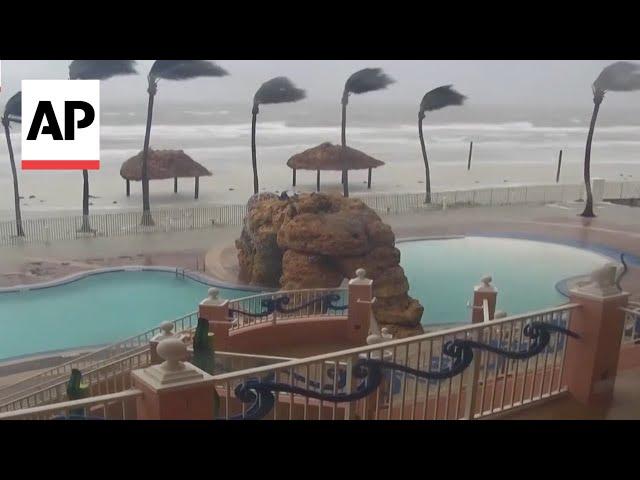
2, 101, 640, 218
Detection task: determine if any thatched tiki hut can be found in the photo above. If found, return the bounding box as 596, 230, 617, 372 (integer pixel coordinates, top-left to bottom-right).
286, 142, 385, 191
120, 149, 211, 199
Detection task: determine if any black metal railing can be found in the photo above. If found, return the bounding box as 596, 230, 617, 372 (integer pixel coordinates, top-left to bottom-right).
222, 321, 578, 420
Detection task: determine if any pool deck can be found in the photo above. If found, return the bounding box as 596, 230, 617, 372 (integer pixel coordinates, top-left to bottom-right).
1, 200, 639, 385
3, 200, 638, 294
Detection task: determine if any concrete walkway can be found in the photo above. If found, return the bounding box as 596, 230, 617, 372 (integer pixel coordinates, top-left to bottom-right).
2, 200, 639, 296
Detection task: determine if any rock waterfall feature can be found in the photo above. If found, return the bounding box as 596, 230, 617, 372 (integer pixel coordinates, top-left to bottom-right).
235, 192, 424, 337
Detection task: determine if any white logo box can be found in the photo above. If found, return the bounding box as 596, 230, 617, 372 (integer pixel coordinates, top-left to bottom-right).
21, 79, 100, 170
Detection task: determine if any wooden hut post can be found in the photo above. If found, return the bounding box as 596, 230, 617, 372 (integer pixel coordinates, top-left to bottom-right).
367, 168, 372, 189
174, 177, 178, 193
126, 179, 130, 197
194, 177, 199, 199
316, 170, 321, 192
292, 168, 296, 187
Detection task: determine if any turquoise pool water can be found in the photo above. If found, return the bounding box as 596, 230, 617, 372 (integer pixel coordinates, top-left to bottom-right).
398, 236, 611, 325
0, 271, 254, 360
0, 237, 613, 360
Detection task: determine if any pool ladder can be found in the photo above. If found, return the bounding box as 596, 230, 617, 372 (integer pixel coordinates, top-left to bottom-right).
175, 268, 186, 279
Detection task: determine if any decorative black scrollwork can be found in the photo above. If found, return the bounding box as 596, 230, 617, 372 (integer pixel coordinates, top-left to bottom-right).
229, 293, 347, 319
222, 321, 578, 420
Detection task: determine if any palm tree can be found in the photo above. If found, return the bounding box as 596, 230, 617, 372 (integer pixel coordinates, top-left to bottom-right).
140, 61, 229, 225
418, 85, 466, 203
2, 92, 24, 237
341, 68, 394, 197
251, 77, 305, 194
581, 61, 640, 217
69, 60, 138, 232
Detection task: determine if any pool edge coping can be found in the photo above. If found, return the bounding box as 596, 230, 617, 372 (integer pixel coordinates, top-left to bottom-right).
0, 265, 269, 295
396, 234, 624, 300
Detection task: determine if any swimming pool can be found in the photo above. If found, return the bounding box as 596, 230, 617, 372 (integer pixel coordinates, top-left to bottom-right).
0, 236, 615, 361
397, 236, 612, 325
0, 270, 254, 360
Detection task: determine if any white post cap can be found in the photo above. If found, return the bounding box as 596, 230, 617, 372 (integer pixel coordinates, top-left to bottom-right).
349, 268, 372, 286
136, 338, 206, 388
200, 287, 226, 306
474, 275, 497, 293
151, 321, 175, 343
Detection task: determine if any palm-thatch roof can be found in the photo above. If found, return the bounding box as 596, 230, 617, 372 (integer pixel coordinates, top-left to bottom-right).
120, 149, 211, 181
286, 142, 385, 171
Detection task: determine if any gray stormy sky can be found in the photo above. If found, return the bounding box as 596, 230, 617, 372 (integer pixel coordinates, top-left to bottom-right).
2, 60, 640, 109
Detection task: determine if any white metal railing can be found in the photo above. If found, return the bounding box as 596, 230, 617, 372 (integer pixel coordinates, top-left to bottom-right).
227, 288, 349, 331
0, 303, 580, 420
215, 352, 295, 373
211, 304, 578, 420
0, 286, 345, 410
0, 311, 199, 405
0, 389, 143, 420
0, 348, 294, 414
0, 204, 247, 246
621, 305, 640, 346
3, 181, 639, 246
0, 349, 151, 413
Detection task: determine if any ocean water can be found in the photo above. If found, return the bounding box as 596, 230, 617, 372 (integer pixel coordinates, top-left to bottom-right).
1, 102, 639, 217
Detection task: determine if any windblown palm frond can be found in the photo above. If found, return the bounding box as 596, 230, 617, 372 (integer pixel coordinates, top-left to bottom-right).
3, 91, 21, 122
69, 60, 138, 80
344, 68, 394, 95
593, 61, 640, 92
254, 77, 306, 105
420, 85, 467, 114
149, 60, 229, 81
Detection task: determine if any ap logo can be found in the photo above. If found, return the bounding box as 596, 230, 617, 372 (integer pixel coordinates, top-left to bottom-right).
21, 80, 100, 170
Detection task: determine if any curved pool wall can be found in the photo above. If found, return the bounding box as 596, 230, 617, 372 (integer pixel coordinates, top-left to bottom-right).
0, 265, 267, 294
0, 235, 629, 361
396, 236, 614, 326
0, 267, 259, 361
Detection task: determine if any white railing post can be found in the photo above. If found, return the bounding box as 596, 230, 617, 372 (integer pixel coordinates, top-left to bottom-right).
463, 330, 481, 420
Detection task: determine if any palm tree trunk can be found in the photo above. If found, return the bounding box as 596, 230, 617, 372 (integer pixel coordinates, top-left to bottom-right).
251, 105, 259, 195
581, 93, 603, 218
341, 94, 349, 197
3, 118, 24, 237
418, 114, 431, 204
79, 170, 92, 232
141, 84, 156, 226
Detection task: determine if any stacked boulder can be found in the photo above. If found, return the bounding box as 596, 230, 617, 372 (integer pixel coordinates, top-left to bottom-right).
235, 192, 424, 337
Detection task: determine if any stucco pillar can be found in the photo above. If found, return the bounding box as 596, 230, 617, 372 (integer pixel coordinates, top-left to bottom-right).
565, 264, 629, 407
471, 275, 497, 323
198, 288, 231, 350
131, 338, 218, 420
348, 268, 373, 345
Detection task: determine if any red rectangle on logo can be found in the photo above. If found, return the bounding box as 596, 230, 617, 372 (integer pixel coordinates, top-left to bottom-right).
22, 160, 100, 170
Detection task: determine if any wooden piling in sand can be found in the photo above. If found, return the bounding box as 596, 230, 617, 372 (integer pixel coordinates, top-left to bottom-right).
556, 150, 563, 183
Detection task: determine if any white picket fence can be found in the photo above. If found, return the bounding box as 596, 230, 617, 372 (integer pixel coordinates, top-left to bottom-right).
1, 181, 639, 247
